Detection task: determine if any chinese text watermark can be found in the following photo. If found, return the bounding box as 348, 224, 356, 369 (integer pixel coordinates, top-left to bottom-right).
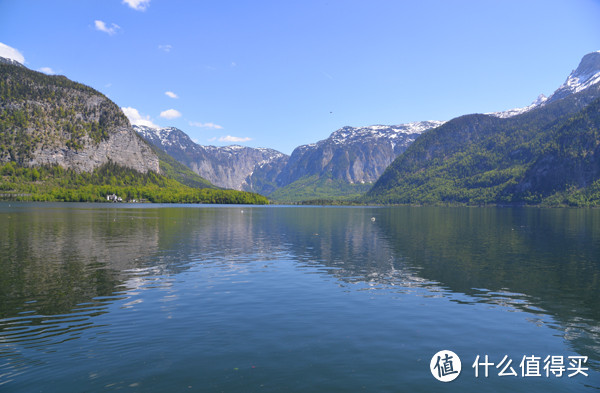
430, 352, 589, 382
430, 350, 462, 382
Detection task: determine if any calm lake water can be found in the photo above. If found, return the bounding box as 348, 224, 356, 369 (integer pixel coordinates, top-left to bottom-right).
0, 203, 599, 392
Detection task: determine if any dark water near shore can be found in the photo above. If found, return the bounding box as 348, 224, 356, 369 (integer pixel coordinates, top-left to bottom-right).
0, 203, 599, 392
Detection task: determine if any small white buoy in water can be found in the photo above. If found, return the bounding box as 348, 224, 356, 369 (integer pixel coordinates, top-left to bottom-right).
241, 210, 244, 213
371, 217, 376, 222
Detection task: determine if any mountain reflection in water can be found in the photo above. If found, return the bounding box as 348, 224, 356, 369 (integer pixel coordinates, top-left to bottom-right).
0, 203, 598, 392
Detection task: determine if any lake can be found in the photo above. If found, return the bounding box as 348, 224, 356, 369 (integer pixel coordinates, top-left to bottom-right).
0, 203, 598, 392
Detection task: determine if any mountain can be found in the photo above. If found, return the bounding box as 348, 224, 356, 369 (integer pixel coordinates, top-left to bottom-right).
276, 121, 445, 185
138, 51, 600, 204
0, 57, 269, 204
488, 94, 548, 118
0, 57, 159, 174
137, 120, 444, 202
134, 125, 288, 194
366, 50, 600, 206
545, 50, 600, 104
508, 97, 600, 203
269, 121, 444, 202
488, 51, 600, 118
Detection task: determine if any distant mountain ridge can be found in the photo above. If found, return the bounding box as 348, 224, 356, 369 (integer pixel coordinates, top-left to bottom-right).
134, 125, 288, 193
275, 121, 444, 186
136, 120, 445, 201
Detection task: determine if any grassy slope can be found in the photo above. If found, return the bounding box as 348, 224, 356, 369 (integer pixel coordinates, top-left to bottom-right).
268, 174, 372, 203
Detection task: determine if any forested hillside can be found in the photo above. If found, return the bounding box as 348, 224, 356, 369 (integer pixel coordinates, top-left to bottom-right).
365, 90, 600, 206
0, 161, 269, 204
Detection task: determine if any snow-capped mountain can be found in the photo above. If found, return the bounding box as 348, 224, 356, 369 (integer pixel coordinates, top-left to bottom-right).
135, 126, 193, 151
490, 50, 600, 118
135, 120, 444, 198
275, 121, 445, 187
134, 125, 288, 193
329, 121, 444, 147
547, 50, 600, 103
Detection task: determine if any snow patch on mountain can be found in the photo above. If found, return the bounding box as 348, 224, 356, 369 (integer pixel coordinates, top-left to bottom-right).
557, 51, 600, 94
557, 69, 600, 96
545, 51, 600, 105
325, 120, 445, 146
490, 51, 600, 118
488, 94, 548, 118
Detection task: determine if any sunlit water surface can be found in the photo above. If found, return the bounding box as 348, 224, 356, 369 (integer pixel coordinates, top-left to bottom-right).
0, 203, 599, 392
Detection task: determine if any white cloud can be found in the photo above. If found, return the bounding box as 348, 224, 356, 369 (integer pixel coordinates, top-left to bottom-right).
0, 42, 25, 64
121, 107, 159, 128
208, 137, 217, 142
38, 67, 55, 75
165, 91, 178, 99
123, 0, 150, 11
160, 109, 182, 119
158, 44, 172, 52
218, 135, 251, 142
95, 20, 120, 35
189, 121, 223, 129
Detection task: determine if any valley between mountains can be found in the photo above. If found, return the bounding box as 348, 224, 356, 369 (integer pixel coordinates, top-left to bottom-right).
2, 51, 600, 205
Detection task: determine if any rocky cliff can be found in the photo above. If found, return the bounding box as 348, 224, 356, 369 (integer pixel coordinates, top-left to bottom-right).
275, 121, 444, 187
26, 126, 159, 173
0, 59, 159, 173
135, 125, 287, 192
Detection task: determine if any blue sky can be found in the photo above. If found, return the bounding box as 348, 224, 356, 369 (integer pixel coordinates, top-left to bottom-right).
1, 0, 599, 154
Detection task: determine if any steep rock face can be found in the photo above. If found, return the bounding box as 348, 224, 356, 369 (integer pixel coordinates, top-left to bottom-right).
189, 145, 287, 192
0, 59, 159, 173
134, 125, 288, 192
241, 153, 289, 195
27, 126, 159, 173
275, 121, 445, 186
